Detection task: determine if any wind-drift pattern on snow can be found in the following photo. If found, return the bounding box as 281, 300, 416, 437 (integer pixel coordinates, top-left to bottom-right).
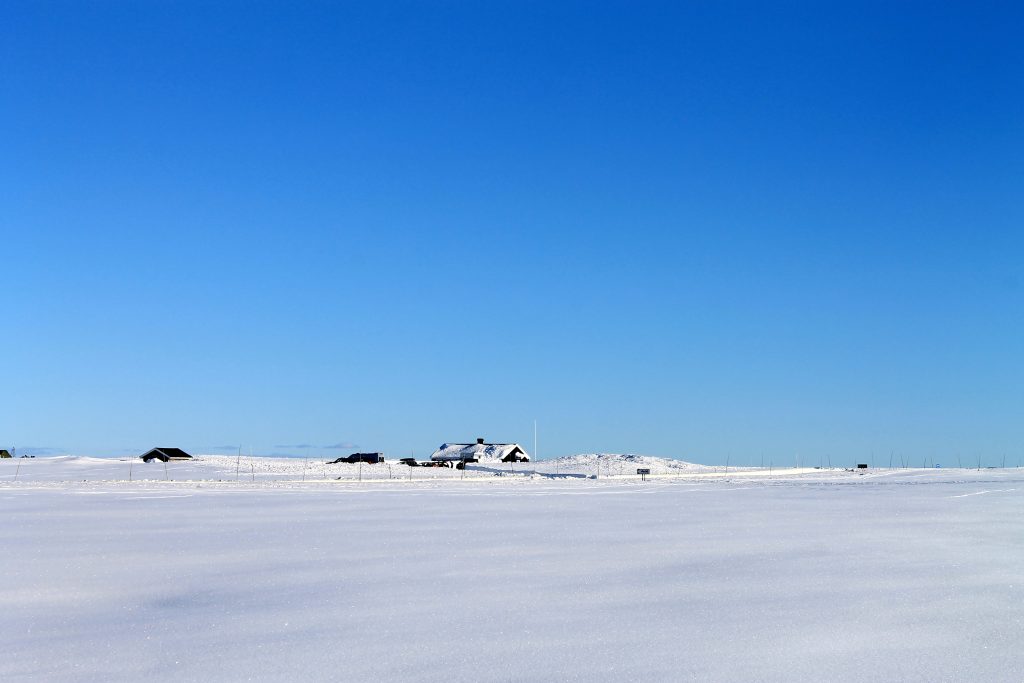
1, 469, 1023, 681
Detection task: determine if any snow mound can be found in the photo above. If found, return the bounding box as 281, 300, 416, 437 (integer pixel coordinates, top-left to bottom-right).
540, 453, 713, 475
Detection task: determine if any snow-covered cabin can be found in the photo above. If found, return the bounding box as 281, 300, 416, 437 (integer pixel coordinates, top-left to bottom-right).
140, 447, 193, 462
430, 438, 530, 463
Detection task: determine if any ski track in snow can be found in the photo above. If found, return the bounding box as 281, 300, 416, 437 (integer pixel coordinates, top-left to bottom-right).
949, 488, 1017, 498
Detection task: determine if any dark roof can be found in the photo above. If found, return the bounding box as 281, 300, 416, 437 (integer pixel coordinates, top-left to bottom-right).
143, 447, 193, 459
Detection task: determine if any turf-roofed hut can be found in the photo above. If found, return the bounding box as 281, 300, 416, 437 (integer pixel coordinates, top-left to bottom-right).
140, 447, 193, 462
430, 438, 530, 464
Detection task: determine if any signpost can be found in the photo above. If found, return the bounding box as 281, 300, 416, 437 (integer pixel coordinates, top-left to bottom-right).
637, 468, 651, 482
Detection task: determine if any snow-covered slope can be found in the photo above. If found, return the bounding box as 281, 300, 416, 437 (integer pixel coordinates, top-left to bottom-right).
540, 453, 714, 474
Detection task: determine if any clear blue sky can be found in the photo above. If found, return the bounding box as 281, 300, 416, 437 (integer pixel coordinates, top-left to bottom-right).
2, 1, 1021, 464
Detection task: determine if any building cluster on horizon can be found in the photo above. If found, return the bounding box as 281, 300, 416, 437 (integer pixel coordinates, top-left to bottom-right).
137, 438, 531, 468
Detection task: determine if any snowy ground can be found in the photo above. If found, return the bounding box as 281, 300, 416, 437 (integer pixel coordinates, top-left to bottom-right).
0, 453, 789, 485
2, 456, 1022, 681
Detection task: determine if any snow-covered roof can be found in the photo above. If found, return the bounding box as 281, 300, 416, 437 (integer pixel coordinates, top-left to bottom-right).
430, 442, 529, 461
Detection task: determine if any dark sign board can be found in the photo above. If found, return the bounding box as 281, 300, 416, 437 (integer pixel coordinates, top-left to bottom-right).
636, 468, 651, 474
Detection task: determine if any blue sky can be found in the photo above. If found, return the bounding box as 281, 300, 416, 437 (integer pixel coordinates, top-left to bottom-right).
2, 1, 1021, 464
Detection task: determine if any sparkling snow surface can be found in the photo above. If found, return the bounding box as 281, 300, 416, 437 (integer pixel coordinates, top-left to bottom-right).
2, 457, 1023, 682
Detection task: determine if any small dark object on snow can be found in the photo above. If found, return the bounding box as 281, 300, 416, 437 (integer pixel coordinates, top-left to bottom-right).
856, 463, 868, 469
327, 452, 384, 464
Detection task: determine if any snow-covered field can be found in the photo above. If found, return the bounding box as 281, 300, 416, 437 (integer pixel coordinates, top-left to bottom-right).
2, 456, 1022, 681
0, 453, 781, 485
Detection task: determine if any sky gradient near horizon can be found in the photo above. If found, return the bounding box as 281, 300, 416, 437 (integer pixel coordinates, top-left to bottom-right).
2, 1, 1022, 464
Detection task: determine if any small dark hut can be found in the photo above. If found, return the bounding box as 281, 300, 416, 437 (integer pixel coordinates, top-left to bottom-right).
327, 452, 384, 464
140, 447, 193, 462
0, 449, 11, 458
